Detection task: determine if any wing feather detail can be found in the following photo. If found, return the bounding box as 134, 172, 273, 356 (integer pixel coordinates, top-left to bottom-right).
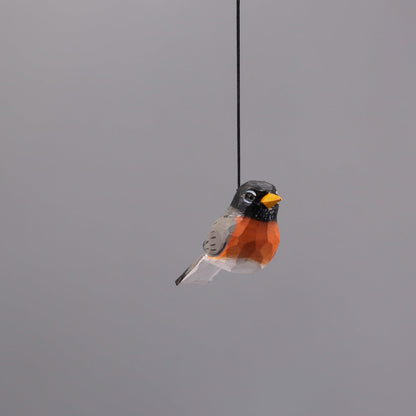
202, 208, 238, 257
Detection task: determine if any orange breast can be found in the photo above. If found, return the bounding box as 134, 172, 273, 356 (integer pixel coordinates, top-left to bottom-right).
215, 217, 279, 265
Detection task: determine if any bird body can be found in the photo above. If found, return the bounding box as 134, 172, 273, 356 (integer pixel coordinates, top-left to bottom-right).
175, 180, 281, 285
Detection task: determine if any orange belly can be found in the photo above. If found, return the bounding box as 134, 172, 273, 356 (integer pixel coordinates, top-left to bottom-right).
215, 216, 279, 266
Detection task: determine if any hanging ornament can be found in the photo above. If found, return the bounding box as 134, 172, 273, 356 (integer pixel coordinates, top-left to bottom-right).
175, 181, 281, 285
175, 1, 282, 285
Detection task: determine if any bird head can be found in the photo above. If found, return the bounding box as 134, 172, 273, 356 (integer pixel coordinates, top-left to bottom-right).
230, 180, 281, 222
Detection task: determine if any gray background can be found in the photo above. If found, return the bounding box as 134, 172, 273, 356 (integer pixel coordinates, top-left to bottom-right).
2, 1, 416, 415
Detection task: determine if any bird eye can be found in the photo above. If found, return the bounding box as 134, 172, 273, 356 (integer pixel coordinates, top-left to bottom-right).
243, 190, 256, 203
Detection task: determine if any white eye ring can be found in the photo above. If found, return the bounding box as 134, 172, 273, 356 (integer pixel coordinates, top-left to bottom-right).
243, 190, 256, 204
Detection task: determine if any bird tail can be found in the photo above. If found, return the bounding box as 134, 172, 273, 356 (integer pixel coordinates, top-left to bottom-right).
175, 255, 222, 286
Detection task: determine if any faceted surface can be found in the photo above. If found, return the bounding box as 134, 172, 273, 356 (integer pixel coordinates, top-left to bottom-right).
214, 216, 279, 266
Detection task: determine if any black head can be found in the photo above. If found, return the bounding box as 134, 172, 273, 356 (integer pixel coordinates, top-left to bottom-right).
230, 180, 281, 222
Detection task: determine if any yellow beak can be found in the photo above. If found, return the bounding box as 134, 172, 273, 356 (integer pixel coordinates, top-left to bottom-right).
260, 193, 282, 209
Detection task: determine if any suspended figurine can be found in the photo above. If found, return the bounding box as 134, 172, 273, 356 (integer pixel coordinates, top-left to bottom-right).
176, 180, 281, 285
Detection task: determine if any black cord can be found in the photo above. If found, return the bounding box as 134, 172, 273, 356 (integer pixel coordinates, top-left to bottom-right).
236, 0, 241, 188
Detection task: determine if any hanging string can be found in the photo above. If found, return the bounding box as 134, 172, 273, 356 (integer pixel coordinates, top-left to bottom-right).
236, 0, 241, 188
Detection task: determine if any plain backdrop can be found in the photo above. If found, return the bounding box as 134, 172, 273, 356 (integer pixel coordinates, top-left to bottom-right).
1, 1, 416, 415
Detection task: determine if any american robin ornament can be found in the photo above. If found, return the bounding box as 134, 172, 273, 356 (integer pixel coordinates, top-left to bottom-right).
175, 180, 281, 285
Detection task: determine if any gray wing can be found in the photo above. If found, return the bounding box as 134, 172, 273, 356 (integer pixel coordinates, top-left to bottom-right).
203, 208, 238, 257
